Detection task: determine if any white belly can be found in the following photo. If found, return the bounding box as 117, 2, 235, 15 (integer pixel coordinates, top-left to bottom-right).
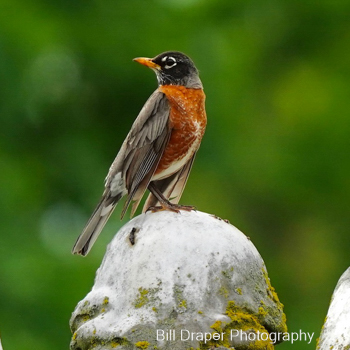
151, 136, 200, 181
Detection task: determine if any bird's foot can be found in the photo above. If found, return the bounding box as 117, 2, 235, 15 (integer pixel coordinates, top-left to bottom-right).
147, 203, 196, 214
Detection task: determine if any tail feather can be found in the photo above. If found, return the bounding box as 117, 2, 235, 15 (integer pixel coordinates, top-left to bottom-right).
72, 194, 121, 256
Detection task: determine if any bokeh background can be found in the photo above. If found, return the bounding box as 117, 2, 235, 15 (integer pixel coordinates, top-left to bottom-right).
1, 1, 349, 349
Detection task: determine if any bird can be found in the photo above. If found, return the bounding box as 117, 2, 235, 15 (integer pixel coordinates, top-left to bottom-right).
72, 51, 207, 256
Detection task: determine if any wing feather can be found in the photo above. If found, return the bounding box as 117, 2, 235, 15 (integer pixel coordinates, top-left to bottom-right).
103, 90, 171, 218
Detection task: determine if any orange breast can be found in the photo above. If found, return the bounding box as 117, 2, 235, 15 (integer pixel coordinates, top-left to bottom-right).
153, 85, 207, 179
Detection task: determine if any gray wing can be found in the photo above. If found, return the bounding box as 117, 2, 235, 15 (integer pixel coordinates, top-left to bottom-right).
72, 90, 171, 255
107, 89, 171, 217
142, 152, 197, 212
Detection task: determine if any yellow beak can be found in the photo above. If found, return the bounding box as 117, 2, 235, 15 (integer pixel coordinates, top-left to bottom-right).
133, 57, 161, 70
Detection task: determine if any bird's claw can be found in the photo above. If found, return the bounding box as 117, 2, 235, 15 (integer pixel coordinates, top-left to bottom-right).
146, 204, 196, 214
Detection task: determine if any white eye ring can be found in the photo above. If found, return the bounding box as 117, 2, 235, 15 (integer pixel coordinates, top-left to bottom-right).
163, 56, 177, 69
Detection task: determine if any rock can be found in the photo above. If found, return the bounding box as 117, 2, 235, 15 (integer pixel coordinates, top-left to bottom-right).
70, 211, 286, 349
317, 267, 350, 350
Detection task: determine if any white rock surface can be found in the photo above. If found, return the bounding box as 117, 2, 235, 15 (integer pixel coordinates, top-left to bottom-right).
70, 211, 286, 349
317, 267, 350, 350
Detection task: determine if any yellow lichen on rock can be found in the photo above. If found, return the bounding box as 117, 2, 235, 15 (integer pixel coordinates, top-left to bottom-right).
110, 337, 129, 348
219, 286, 229, 298
134, 288, 150, 308
178, 299, 187, 309
152, 306, 158, 313
135, 340, 150, 349
262, 268, 282, 306
202, 301, 278, 349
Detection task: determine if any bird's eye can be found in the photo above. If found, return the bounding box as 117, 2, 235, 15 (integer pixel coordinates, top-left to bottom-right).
164, 57, 177, 69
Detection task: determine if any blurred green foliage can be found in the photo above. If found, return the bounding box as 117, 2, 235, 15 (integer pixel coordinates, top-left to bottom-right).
1, 0, 350, 349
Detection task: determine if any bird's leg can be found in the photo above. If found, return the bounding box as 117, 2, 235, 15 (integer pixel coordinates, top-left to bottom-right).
147, 183, 196, 213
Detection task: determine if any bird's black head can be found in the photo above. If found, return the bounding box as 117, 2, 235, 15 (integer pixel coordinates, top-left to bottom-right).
134, 51, 202, 88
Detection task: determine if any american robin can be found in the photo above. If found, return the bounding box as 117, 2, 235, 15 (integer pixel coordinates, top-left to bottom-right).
72, 51, 207, 256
